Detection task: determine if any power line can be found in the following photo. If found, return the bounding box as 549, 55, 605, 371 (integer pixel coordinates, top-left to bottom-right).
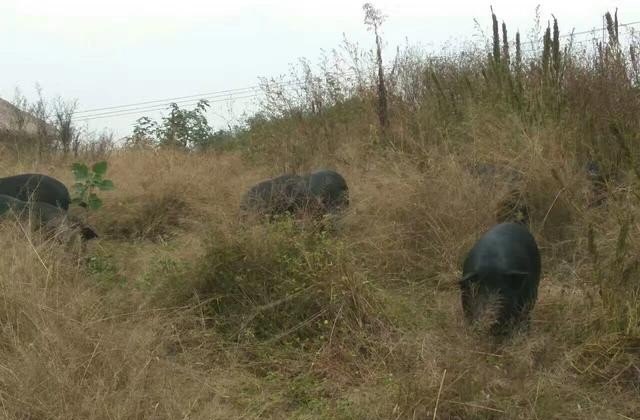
521, 25, 640, 55
74, 70, 361, 116
73, 19, 640, 122
556, 19, 640, 40
74, 91, 261, 120
521, 36, 599, 55
507, 20, 640, 50
74, 93, 260, 121
618, 19, 640, 28
512, 20, 640, 56
74, 70, 365, 121
74, 85, 260, 115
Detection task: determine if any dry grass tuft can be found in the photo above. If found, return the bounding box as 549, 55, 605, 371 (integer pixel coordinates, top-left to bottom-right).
0, 143, 638, 418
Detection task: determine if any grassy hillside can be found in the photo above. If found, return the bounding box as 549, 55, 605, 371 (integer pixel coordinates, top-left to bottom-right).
0, 11, 639, 419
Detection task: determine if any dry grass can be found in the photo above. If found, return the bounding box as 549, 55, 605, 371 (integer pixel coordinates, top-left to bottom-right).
0, 141, 637, 419
1, 13, 640, 418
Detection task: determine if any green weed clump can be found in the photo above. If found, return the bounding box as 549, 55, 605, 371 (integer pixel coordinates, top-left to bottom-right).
71, 160, 115, 210
172, 219, 392, 349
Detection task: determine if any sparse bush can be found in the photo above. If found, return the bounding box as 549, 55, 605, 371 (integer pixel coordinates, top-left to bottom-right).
53, 96, 80, 155
164, 220, 391, 350
130, 100, 217, 149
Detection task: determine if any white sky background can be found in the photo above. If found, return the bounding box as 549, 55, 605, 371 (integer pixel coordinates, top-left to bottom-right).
1, 0, 638, 139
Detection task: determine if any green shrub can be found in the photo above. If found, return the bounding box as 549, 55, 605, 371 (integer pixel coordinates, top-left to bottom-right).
166, 219, 390, 348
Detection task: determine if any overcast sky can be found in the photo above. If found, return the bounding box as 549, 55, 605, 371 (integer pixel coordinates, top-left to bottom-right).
1, 0, 638, 138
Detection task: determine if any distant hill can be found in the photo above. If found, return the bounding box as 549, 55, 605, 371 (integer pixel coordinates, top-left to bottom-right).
0, 97, 55, 135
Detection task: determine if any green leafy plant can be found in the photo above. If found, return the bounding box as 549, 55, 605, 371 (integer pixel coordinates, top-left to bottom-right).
71, 160, 115, 210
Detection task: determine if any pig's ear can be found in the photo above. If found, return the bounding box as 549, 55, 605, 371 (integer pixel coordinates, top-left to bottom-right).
458, 271, 477, 287
81, 225, 99, 240
506, 271, 529, 292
